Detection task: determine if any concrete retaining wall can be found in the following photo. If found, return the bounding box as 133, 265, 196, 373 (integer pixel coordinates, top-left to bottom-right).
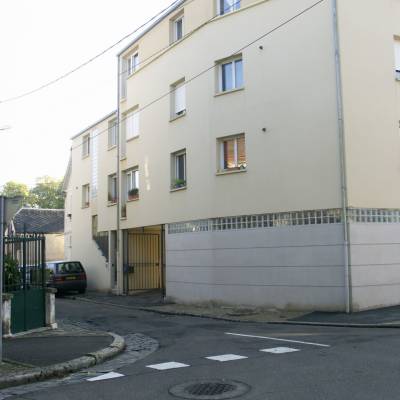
350, 223, 400, 311
166, 224, 346, 311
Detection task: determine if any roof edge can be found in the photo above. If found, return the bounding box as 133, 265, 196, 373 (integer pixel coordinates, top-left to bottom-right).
117, 0, 186, 57
71, 110, 117, 140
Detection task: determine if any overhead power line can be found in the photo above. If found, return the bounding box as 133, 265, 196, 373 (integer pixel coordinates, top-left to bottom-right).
70, 0, 326, 152
0, 0, 239, 104
0, 0, 185, 105
117, 0, 240, 78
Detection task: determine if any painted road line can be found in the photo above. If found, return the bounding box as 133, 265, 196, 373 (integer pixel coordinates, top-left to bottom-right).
206, 354, 248, 362
225, 332, 331, 348
146, 362, 190, 371
87, 372, 125, 382
261, 347, 300, 354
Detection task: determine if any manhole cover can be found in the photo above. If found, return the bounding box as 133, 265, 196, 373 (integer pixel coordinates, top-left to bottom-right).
169, 379, 250, 399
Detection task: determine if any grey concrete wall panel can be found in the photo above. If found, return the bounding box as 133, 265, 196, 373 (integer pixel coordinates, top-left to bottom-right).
166, 224, 346, 311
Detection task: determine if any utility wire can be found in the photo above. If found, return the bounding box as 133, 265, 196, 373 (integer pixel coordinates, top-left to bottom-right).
0, 0, 185, 104
70, 0, 326, 153
117, 0, 241, 78
1, 0, 239, 104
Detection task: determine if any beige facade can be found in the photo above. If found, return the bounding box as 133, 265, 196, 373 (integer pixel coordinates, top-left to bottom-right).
66, 0, 400, 311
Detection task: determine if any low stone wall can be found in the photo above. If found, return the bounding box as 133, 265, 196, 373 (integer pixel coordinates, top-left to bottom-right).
2, 293, 13, 338
2, 289, 57, 337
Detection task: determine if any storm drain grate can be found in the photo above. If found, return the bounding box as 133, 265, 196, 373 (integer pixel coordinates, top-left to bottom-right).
169, 379, 250, 399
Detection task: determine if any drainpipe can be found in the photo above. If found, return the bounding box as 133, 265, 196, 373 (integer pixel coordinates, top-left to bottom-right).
0, 196, 4, 360
332, 0, 352, 313
116, 56, 123, 295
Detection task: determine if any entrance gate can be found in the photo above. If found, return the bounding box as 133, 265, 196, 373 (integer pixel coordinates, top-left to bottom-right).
3, 235, 46, 334
127, 233, 161, 291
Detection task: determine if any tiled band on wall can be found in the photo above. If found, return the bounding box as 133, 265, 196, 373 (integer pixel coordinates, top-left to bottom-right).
168, 208, 400, 234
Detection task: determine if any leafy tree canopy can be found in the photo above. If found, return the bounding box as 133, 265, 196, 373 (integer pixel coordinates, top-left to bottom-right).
29, 176, 64, 209
1, 176, 64, 209
1, 181, 29, 199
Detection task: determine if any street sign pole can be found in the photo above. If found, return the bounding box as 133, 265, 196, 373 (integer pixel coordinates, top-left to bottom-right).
0, 196, 4, 361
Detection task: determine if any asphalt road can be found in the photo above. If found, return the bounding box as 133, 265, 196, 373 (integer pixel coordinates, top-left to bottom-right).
5, 297, 400, 399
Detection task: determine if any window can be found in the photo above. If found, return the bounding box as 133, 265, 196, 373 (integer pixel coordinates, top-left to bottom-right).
172, 14, 184, 42
82, 134, 90, 157
218, 134, 246, 172
108, 119, 117, 148
171, 79, 186, 118
125, 108, 140, 140
395, 38, 400, 80
82, 184, 90, 208
108, 174, 117, 204
125, 168, 139, 201
171, 150, 187, 189
219, 0, 240, 15
219, 57, 243, 92
127, 52, 139, 75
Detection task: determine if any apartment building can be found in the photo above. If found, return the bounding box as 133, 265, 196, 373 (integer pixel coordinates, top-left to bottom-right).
66, 0, 400, 311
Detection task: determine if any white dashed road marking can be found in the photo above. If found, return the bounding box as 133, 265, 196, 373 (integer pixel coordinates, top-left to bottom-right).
146, 362, 190, 371
87, 372, 125, 382
261, 347, 300, 354
206, 354, 248, 362
225, 332, 331, 348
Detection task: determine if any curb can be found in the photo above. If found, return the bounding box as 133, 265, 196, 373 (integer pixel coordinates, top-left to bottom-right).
0, 332, 126, 390
73, 296, 400, 329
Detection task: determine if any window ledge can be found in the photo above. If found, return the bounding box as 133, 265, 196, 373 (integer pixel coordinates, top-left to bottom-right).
126, 135, 140, 143
127, 69, 140, 81
120, 97, 126, 103
108, 145, 117, 151
107, 202, 117, 207
170, 186, 187, 193
216, 168, 247, 176
81, 205, 90, 209
82, 154, 90, 160
126, 198, 139, 203
170, 111, 186, 122
214, 87, 244, 97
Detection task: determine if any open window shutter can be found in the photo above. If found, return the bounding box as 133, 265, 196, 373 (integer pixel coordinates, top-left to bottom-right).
175, 84, 186, 114
133, 111, 139, 137
395, 40, 400, 71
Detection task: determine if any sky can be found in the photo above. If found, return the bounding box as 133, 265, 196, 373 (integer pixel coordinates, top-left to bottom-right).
0, 0, 173, 188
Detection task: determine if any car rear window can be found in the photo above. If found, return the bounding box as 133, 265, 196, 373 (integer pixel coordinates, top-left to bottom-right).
56, 262, 84, 275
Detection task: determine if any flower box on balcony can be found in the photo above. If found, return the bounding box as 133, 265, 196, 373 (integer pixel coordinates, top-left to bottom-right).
128, 188, 139, 201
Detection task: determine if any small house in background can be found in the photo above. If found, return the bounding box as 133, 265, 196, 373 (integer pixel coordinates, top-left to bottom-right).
8, 208, 65, 261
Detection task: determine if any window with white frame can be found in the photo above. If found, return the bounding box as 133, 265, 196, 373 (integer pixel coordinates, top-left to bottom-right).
108, 119, 117, 148
82, 184, 90, 208
219, 0, 240, 15
82, 134, 90, 157
171, 79, 186, 118
125, 168, 139, 201
172, 13, 184, 42
218, 134, 246, 172
125, 108, 140, 140
127, 52, 139, 75
171, 150, 187, 189
219, 57, 243, 92
108, 174, 117, 204
395, 38, 400, 80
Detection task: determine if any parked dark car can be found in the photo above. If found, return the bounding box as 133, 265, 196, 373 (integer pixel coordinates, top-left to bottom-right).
46, 261, 87, 294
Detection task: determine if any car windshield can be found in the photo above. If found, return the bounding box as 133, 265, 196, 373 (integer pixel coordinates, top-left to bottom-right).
56, 262, 83, 275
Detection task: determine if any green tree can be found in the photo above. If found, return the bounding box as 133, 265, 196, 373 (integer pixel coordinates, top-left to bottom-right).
29, 176, 64, 209
0, 181, 29, 200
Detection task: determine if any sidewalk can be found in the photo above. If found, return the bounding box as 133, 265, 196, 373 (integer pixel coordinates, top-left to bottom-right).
0, 322, 125, 389
74, 291, 400, 327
